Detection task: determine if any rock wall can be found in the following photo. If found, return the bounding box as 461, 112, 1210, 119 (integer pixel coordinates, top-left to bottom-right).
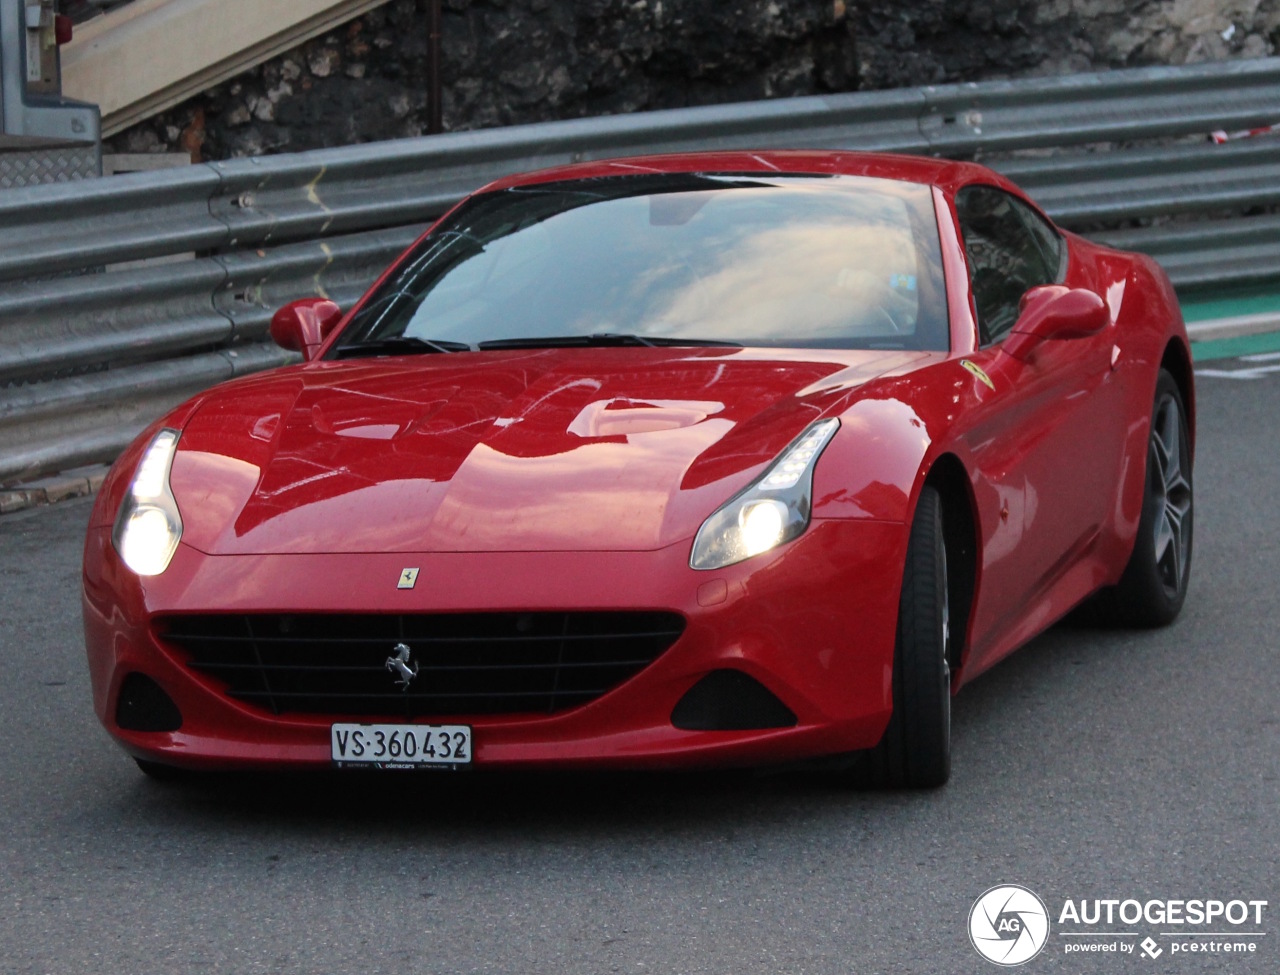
104, 0, 1280, 161
855, 0, 1278, 87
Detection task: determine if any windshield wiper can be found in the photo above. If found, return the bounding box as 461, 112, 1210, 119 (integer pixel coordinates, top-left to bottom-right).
476, 333, 741, 350
333, 336, 472, 359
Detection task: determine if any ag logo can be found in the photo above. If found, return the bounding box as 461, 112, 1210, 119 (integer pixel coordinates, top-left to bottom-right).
969, 885, 1050, 966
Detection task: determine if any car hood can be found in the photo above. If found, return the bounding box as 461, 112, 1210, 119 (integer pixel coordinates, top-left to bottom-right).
169, 347, 925, 555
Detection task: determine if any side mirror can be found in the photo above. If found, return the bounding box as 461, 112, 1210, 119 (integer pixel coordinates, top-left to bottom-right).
270, 298, 343, 361
1001, 286, 1108, 362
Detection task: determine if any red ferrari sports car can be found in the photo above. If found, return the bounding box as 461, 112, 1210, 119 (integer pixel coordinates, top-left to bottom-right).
83, 150, 1194, 786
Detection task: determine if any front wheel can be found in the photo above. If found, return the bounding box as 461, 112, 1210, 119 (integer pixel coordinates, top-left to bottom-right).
861, 485, 952, 788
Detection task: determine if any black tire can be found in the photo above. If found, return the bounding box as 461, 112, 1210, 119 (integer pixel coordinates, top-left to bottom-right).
861, 485, 952, 788
1083, 369, 1193, 627
134, 758, 188, 782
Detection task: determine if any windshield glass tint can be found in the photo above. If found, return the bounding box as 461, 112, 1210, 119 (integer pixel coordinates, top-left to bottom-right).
333, 173, 949, 353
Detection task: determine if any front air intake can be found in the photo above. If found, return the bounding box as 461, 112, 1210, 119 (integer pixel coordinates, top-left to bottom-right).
158, 611, 685, 719
115, 673, 183, 732
671, 669, 797, 731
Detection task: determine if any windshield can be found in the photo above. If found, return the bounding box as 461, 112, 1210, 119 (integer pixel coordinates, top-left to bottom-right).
331, 172, 950, 354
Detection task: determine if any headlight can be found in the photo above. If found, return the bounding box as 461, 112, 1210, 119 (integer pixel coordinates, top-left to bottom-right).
112, 429, 183, 577
690, 418, 840, 570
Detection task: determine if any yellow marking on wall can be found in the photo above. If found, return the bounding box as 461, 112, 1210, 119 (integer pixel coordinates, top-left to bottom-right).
314, 242, 333, 299
306, 165, 335, 235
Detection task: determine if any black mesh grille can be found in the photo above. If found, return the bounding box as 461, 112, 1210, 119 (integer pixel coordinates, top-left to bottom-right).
157, 612, 684, 719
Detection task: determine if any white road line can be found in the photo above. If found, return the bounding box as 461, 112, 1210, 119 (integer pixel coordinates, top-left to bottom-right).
1196, 363, 1280, 380
1186, 311, 1280, 340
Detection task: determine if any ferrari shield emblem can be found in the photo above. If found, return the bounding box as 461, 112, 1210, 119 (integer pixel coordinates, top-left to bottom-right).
960, 359, 995, 391
397, 567, 420, 590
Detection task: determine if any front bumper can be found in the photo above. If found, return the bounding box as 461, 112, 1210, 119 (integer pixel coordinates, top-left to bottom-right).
83, 518, 907, 770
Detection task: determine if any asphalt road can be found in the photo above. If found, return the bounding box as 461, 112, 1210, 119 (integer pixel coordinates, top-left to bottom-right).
1, 368, 1277, 975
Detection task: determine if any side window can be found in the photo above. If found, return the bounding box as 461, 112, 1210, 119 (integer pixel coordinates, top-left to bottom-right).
1016, 198, 1065, 278
955, 186, 1064, 345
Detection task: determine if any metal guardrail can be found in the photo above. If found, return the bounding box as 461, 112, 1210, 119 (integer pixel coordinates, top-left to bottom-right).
1, 56, 1279, 484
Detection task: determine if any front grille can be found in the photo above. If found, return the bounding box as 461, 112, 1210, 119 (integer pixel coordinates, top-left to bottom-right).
157, 612, 685, 719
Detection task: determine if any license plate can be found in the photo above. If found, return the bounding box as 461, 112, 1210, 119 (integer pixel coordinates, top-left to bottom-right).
331, 723, 471, 768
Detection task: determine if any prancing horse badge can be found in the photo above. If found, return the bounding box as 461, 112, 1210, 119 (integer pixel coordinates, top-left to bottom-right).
397, 567, 420, 590
385, 643, 419, 690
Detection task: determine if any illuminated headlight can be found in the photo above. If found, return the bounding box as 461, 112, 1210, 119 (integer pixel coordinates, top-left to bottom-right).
112, 429, 183, 577
690, 418, 839, 570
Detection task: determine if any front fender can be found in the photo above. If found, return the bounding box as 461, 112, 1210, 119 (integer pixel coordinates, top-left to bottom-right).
811, 386, 947, 524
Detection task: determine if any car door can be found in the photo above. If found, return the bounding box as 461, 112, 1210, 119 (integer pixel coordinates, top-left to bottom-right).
952, 186, 1123, 667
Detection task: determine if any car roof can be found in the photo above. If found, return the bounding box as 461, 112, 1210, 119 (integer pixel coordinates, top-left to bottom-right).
477, 150, 1021, 197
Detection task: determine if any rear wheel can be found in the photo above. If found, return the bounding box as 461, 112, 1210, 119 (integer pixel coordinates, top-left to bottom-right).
861, 485, 951, 788
1084, 369, 1192, 627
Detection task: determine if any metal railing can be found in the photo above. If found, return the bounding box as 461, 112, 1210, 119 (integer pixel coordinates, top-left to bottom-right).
2, 56, 1279, 484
